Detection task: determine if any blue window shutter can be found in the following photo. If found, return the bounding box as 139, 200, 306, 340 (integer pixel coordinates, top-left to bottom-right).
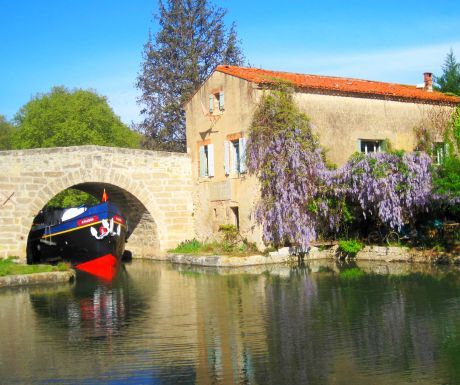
239, 137, 247, 173
209, 95, 214, 113
208, 144, 215, 177
199, 145, 206, 177
219, 91, 225, 111
224, 141, 230, 176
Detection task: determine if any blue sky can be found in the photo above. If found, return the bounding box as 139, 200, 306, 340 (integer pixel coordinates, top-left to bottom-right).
1, 0, 460, 125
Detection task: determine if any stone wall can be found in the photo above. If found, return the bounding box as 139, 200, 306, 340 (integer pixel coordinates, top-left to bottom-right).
0, 145, 194, 260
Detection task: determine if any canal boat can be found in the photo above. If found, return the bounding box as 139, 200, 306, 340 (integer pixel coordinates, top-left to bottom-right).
27, 191, 127, 278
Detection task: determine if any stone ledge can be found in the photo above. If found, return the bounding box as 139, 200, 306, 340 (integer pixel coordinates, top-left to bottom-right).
169, 253, 292, 267
0, 145, 190, 158
0, 270, 75, 288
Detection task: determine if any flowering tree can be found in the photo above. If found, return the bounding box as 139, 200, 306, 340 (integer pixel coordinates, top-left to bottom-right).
246, 89, 340, 249
340, 152, 432, 230
247, 88, 433, 248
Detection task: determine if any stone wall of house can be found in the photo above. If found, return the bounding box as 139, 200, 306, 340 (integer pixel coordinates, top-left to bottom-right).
0, 146, 194, 261
293, 92, 455, 166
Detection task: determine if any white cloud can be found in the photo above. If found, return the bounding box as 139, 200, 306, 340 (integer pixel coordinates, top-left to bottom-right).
252, 41, 460, 84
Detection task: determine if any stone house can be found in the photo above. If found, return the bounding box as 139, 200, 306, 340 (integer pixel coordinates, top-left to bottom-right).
184, 65, 460, 247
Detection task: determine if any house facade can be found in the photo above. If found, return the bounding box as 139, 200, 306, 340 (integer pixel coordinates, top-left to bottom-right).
185, 66, 460, 247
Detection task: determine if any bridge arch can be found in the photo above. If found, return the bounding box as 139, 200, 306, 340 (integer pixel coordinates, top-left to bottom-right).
0, 146, 194, 260
27, 174, 165, 258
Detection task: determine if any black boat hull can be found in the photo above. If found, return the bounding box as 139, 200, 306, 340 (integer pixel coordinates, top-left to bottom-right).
27, 202, 127, 279
28, 224, 126, 266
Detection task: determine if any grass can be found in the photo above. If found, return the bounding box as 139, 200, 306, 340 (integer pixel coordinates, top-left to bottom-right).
170, 238, 259, 257
0, 257, 69, 277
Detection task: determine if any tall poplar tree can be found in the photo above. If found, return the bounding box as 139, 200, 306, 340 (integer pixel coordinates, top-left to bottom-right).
434, 49, 460, 96
137, 0, 244, 152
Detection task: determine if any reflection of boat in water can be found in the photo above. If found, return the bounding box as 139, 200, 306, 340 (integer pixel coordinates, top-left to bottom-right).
30, 269, 146, 341
27, 192, 127, 280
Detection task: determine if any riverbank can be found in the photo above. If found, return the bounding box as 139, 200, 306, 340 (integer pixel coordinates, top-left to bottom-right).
0, 270, 75, 288
0, 257, 75, 288
166, 244, 460, 267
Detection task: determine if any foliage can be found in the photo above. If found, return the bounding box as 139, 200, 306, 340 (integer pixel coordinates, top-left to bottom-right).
247, 88, 433, 248
218, 224, 239, 243
45, 188, 99, 209
136, 0, 244, 151
169, 237, 258, 256
170, 238, 203, 254
247, 88, 340, 249
0, 257, 69, 276
0, 115, 15, 150
434, 49, 460, 96
432, 106, 460, 210
340, 151, 432, 229
338, 239, 363, 256
12, 86, 140, 149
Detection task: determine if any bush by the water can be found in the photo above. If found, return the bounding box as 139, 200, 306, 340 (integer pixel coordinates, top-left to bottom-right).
338, 239, 363, 256
0, 257, 69, 277
171, 239, 203, 254
170, 237, 258, 256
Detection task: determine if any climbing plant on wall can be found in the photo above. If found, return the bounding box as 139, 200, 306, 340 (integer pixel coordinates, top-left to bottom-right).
246, 87, 341, 249
247, 87, 434, 249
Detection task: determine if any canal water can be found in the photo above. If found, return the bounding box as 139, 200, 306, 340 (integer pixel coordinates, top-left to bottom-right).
1, 260, 460, 385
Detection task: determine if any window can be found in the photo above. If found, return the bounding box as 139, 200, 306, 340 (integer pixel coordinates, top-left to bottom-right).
224, 137, 246, 176
199, 143, 214, 177
209, 91, 225, 114
359, 139, 382, 154
433, 142, 447, 165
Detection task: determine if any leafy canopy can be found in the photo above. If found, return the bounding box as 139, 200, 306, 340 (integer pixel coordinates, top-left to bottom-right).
434, 49, 460, 96
0, 115, 15, 150
433, 106, 460, 202
137, 0, 244, 152
12, 86, 140, 149
46, 188, 99, 209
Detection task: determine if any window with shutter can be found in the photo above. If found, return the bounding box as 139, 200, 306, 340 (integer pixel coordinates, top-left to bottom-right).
219, 91, 225, 111
198, 143, 214, 178
209, 95, 214, 113
239, 137, 247, 173
224, 141, 230, 176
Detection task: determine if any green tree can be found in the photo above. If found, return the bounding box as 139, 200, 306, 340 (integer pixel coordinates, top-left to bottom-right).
137, 0, 244, 152
12, 87, 141, 149
434, 49, 460, 96
46, 188, 99, 209
0, 115, 15, 150
433, 107, 460, 215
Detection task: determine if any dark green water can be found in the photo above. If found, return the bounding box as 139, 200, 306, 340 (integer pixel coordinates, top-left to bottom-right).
1, 260, 460, 385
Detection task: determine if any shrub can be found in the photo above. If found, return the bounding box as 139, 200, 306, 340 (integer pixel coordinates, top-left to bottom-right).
338, 239, 363, 257
170, 239, 202, 254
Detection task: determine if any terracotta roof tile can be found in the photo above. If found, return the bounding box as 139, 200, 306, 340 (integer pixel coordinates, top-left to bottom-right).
216, 65, 460, 104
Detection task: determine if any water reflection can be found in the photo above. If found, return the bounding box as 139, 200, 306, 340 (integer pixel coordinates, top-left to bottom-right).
30, 268, 149, 342
0, 260, 459, 384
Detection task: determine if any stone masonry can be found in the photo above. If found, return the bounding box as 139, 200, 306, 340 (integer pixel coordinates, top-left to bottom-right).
0, 145, 194, 261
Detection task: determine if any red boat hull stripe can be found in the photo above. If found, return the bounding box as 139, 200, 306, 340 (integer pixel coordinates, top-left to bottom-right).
75, 254, 118, 281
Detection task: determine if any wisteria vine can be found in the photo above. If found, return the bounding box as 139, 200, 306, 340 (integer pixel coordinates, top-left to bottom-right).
247, 89, 433, 249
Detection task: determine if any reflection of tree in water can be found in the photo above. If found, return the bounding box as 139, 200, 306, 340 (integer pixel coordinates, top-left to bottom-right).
30, 267, 150, 343
254, 267, 460, 385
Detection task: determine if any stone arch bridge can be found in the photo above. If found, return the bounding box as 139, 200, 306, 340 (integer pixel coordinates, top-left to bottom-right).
0, 145, 194, 261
